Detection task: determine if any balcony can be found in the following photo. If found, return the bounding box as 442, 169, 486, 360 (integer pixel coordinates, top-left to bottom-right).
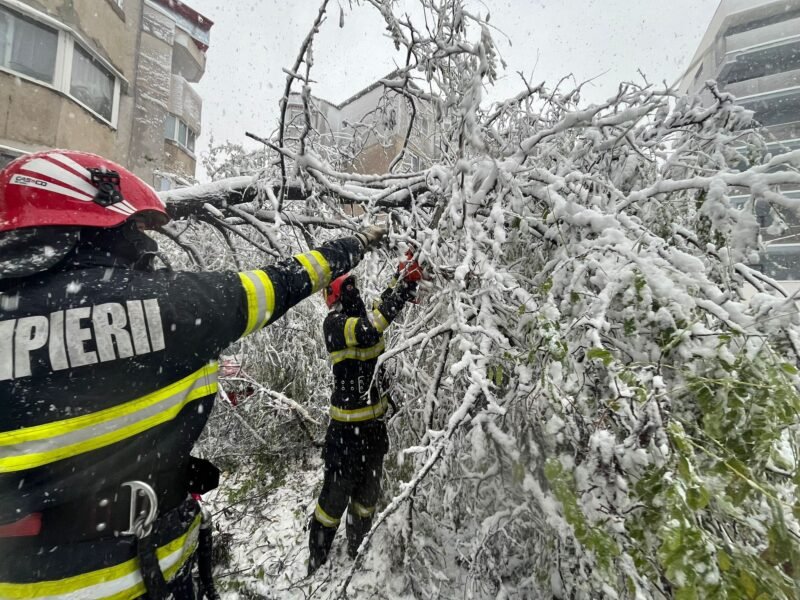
149, 0, 212, 83
724, 68, 800, 98
172, 27, 206, 83
764, 121, 800, 141
725, 15, 800, 55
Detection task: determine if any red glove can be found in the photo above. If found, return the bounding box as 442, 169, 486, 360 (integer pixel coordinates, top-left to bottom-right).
397, 250, 423, 282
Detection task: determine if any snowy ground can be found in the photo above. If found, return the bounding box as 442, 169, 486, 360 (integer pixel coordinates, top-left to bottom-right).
203, 453, 396, 600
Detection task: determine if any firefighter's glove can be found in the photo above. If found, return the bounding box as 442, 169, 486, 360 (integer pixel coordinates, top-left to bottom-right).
354, 225, 387, 252
396, 251, 424, 282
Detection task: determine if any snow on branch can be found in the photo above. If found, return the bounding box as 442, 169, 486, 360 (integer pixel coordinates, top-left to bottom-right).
188, 1, 800, 598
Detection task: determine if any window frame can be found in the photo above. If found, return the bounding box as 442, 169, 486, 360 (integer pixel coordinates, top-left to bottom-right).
0, 144, 24, 169
164, 112, 198, 156
0, 1, 123, 128
68, 41, 118, 123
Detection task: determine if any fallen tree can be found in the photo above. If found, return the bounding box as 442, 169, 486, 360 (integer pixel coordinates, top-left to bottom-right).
168, 1, 800, 598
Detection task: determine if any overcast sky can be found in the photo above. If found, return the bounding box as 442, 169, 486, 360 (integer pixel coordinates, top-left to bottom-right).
189, 0, 720, 178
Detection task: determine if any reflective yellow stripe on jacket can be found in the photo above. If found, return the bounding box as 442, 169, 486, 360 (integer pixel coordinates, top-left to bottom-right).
0, 363, 218, 473
294, 250, 331, 294
238, 270, 276, 336
344, 318, 359, 347
0, 514, 201, 599
329, 339, 385, 365
370, 308, 390, 333
329, 396, 389, 423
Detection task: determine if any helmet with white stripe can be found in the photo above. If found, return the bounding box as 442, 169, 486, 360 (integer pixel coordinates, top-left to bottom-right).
0, 150, 169, 232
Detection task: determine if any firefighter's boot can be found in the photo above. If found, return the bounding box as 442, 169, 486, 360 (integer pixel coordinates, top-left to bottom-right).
346, 509, 374, 559
308, 517, 337, 576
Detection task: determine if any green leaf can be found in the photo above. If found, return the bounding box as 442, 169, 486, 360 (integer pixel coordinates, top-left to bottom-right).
686, 485, 709, 510
780, 363, 798, 375
512, 461, 525, 485
718, 550, 731, 572
675, 588, 697, 600
624, 318, 636, 336
494, 364, 504, 387
677, 456, 692, 482
739, 570, 757, 599
586, 347, 613, 366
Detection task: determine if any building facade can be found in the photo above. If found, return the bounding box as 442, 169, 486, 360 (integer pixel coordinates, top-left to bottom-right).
682, 0, 800, 283
0, 0, 211, 186
285, 73, 437, 177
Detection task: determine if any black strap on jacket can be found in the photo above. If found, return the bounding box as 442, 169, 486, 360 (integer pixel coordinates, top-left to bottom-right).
137, 530, 171, 600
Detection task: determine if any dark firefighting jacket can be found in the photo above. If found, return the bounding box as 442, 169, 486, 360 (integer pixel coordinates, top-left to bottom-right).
0, 236, 363, 599
321, 280, 415, 456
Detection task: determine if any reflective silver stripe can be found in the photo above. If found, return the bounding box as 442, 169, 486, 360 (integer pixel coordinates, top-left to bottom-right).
315, 502, 340, 527
294, 251, 331, 293
0, 364, 218, 473
329, 339, 385, 365
350, 502, 376, 517
344, 318, 359, 347
238, 270, 275, 335
329, 396, 389, 423
0, 514, 201, 599
371, 309, 389, 333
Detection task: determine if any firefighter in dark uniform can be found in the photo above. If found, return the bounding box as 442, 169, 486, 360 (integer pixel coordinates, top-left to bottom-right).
307, 256, 421, 574
0, 150, 385, 599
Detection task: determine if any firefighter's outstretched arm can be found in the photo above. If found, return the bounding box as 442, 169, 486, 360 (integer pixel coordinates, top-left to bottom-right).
126, 228, 385, 359
325, 278, 417, 349
239, 236, 364, 336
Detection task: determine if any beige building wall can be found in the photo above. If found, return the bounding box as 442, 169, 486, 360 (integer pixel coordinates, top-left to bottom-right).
0, 0, 140, 164
0, 0, 210, 183
287, 75, 437, 177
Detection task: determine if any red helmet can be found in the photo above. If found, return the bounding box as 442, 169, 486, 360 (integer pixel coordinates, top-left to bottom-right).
0, 150, 169, 232
323, 273, 355, 308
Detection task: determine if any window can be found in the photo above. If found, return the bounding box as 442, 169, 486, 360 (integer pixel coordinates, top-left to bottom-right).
0, 6, 58, 84
0, 4, 122, 127
165, 114, 176, 139
70, 45, 115, 121
155, 175, 173, 192
0, 149, 21, 169
165, 114, 197, 154
761, 245, 800, 281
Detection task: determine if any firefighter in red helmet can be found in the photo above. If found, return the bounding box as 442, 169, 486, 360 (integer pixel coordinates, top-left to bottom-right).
0, 150, 385, 599
307, 254, 422, 575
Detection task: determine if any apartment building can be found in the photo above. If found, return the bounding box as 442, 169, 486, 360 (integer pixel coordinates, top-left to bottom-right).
285, 72, 436, 176
0, 0, 212, 186
682, 0, 800, 284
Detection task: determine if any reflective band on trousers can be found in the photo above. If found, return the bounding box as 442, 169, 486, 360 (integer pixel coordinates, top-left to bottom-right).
0, 513, 201, 599
314, 502, 340, 528
344, 318, 359, 347
350, 502, 376, 518
329, 339, 385, 365
238, 270, 276, 336
0, 363, 218, 473
329, 396, 389, 423
294, 251, 331, 294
